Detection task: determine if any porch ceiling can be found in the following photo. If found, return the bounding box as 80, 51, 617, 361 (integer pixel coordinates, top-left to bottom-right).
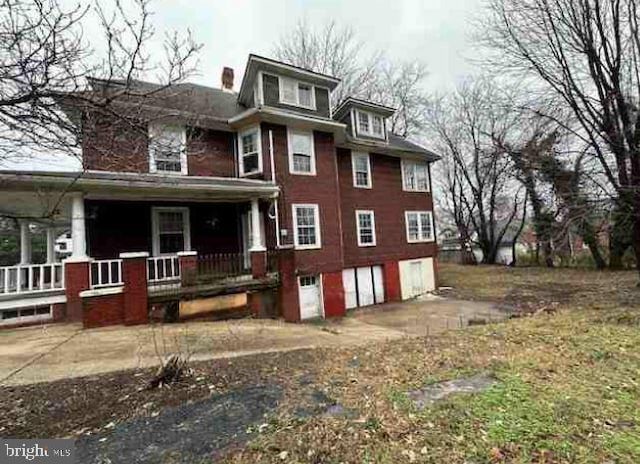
0, 170, 279, 212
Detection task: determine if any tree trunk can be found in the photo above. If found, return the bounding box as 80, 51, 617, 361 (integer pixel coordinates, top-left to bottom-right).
609, 199, 633, 269
579, 221, 607, 270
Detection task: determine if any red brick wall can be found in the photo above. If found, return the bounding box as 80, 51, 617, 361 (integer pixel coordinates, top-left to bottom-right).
383, 260, 402, 302
322, 271, 346, 318
262, 123, 344, 275
122, 257, 149, 325
64, 260, 90, 322
337, 149, 437, 268
83, 115, 236, 177
83, 291, 125, 328
187, 128, 235, 177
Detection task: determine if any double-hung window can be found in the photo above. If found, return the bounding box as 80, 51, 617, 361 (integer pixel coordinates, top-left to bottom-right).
356, 110, 384, 138
352, 151, 372, 188
238, 126, 262, 176
405, 211, 434, 243
152, 207, 191, 255
292, 204, 321, 249
149, 124, 187, 175
288, 129, 316, 175
279, 76, 316, 109
402, 160, 430, 192
356, 210, 376, 247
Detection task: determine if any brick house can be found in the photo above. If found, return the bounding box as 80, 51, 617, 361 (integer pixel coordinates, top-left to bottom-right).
0, 54, 439, 328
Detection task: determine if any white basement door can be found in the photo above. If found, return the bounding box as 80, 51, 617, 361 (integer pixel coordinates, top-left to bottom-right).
298, 275, 322, 320
342, 265, 385, 309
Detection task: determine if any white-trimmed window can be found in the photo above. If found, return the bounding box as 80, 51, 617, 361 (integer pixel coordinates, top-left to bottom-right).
405, 211, 434, 243
149, 124, 187, 175
356, 210, 376, 247
292, 204, 321, 249
352, 151, 372, 188
238, 126, 262, 176
402, 160, 430, 192
279, 76, 316, 109
355, 109, 384, 138
288, 129, 316, 175
152, 207, 191, 255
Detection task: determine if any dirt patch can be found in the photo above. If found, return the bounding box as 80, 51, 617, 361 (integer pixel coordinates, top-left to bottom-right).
407, 373, 498, 408
0, 349, 318, 438
77, 384, 282, 463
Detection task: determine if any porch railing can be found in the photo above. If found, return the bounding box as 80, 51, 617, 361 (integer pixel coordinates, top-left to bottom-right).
197, 252, 250, 281
90, 259, 123, 289
147, 255, 180, 284
0, 263, 65, 295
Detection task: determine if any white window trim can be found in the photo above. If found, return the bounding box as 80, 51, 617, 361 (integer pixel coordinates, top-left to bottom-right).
151, 207, 192, 256
404, 211, 435, 243
287, 127, 316, 176
292, 203, 322, 250
401, 159, 431, 192
278, 76, 317, 110
148, 124, 188, 175
356, 210, 377, 247
237, 125, 263, 176
351, 151, 372, 189
355, 109, 385, 139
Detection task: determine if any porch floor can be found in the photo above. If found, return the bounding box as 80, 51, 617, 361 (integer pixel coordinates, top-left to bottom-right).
0, 296, 504, 386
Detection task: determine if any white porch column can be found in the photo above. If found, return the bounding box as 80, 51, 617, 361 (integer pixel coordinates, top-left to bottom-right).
19, 220, 32, 265
46, 227, 56, 263
249, 198, 265, 251
70, 192, 87, 259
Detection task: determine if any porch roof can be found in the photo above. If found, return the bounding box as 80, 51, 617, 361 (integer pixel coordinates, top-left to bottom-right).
0, 170, 279, 223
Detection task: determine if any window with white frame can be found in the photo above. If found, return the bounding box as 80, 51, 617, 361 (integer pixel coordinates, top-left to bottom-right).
292, 204, 321, 249
288, 129, 316, 175
149, 124, 187, 174
402, 160, 430, 192
152, 207, 191, 255
356, 210, 376, 247
355, 110, 384, 138
352, 151, 372, 188
279, 76, 316, 109
238, 126, 262, 176
405, 211, 434, 243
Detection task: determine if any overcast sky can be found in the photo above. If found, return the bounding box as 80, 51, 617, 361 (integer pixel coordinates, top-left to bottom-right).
2, 0, 483, 171
157, 0, 482, 92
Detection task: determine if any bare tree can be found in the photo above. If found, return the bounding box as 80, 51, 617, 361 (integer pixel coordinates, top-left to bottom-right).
0, 0, 200, 168
430, 79, 526, 264
480, 0, 640, 272
273, 19, 430, 137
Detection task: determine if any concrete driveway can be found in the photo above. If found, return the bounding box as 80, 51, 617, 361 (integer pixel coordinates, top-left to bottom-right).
0, 296, 503, 386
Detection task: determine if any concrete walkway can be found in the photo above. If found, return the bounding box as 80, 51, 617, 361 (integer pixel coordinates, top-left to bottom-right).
0, 296, 503, 386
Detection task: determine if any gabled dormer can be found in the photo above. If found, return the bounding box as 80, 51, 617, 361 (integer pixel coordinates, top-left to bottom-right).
237, 54, 340, 119
333, 98, 396, 143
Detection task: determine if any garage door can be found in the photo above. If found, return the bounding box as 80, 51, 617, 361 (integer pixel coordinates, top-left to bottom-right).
342, 265, 385, 309
399, 257, 436, 300
298, 275, 322, 320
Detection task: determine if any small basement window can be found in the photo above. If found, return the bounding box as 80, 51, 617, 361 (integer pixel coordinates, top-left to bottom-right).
0, 305, 52, 325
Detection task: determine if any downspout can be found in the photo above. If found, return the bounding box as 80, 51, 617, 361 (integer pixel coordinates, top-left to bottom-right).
269, 129, 281, 248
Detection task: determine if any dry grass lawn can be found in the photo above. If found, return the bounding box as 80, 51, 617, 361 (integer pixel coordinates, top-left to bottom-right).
222, 264, 640, 464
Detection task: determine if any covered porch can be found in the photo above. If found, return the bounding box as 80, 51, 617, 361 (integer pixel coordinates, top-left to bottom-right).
0, 171, 280, 326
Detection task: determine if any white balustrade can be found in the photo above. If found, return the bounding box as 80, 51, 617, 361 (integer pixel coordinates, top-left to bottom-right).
0, 263, 64, 294
147, 255, 181, 284
90, 259, 123, 289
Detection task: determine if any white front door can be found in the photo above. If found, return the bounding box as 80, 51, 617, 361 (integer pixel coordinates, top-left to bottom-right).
298, 275, 322, 320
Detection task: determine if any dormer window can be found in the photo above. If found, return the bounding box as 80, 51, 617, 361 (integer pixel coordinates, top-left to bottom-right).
279, 76, 316, 109
149, 124, 187, 175
355, 109, 385, 138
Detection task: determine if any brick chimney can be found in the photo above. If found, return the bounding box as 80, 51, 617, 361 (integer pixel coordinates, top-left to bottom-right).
221, 67, 234, 92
